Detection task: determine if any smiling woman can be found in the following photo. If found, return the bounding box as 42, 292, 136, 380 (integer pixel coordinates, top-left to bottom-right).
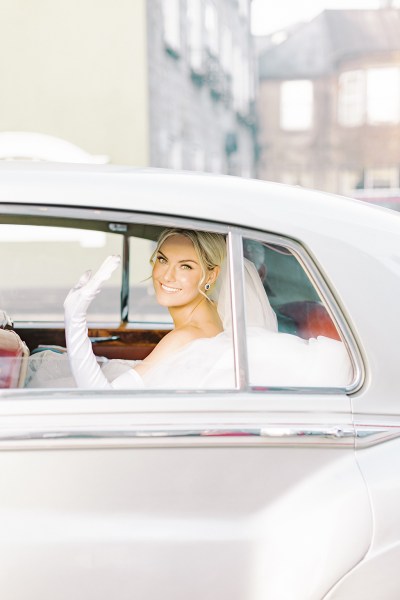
133, 228, 227, 379
26, 228, 229, 389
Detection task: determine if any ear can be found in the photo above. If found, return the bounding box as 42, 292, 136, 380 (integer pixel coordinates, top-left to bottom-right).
207, 266, 220, 286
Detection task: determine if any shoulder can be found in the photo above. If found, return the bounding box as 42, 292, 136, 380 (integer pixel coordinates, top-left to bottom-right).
140, 325, 202, 369
158, 325, 203, 353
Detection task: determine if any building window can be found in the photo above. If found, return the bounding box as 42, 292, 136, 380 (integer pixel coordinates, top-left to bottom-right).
157, 131, 182, 169
338, 67, 400, 126
233, 45, 250, 114
205, 1, 219, 57
365, 167, 399, 189
238, 0, 249, 18
208, 153, 222, 173
280, 80, 313, 131
367, 67, 400, 124
191, 146, 205, 171
221, 26, 233, 74
280, 170, 314, 188
338, 70, 365, 127
163, 0, 181, 56
338, 170, 364, 195
187, 0, 203, 73
169, 139, 183, 170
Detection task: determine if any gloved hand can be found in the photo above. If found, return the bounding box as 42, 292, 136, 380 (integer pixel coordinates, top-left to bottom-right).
64, 255, 144, 389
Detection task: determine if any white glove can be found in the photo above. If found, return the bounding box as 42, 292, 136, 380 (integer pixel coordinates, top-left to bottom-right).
64, 255, 144, 389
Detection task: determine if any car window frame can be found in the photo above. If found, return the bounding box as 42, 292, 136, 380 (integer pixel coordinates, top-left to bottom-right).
0, 203, 363, 397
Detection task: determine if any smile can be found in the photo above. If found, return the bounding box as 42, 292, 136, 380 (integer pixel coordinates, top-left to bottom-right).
160, 283, 181, 293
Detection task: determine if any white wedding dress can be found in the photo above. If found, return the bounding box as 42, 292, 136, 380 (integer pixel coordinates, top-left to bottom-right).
24, 258, 353, 390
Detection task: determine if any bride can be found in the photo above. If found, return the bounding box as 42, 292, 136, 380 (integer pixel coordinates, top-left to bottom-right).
25, 228, 352, 389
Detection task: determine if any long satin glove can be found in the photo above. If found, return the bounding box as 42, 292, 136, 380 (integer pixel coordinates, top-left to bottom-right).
64, 255, 144, 389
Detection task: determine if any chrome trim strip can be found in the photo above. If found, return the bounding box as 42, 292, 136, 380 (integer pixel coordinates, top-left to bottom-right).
0, 385, 349, 401
0, 204, 229, 235
0, 423, 356, 449
1, 420, 399, 450
227, 231, 249, 390
121, 234, 129, 322
355, 424, 400, 449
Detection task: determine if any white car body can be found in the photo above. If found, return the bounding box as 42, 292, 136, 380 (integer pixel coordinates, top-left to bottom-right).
0, 162, 399, 599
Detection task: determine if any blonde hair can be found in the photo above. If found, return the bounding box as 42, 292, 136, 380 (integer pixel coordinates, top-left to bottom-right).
151, 228, 226, 294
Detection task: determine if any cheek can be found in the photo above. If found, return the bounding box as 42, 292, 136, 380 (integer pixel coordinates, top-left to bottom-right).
152, 265, 162, 289
184, 272, 202, 292
174, 269, 199, 291
152, 263, 162, 279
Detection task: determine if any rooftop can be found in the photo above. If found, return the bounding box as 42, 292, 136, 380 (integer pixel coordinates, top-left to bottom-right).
258, 8, 400, 80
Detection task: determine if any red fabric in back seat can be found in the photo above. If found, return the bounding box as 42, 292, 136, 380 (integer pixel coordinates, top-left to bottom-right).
279, 301, 341, 340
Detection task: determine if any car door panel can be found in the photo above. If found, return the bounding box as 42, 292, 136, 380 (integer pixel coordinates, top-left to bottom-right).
0, 393, 371, 600
325, 432, 400, 599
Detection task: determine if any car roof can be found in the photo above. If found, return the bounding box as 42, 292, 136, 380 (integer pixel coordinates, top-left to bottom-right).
0, 161, 398, 238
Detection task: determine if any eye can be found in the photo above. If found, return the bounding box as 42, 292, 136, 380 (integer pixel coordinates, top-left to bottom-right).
157, 255, 167, 264
181, 264, 192, 270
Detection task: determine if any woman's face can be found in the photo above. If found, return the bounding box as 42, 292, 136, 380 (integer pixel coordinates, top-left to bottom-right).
152, 234, 205, 308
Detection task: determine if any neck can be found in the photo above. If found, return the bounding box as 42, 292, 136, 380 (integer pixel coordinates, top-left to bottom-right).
169, 295, 207, 328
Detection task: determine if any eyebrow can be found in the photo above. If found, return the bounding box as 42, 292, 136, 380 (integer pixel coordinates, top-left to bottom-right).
157, 250, 199, 264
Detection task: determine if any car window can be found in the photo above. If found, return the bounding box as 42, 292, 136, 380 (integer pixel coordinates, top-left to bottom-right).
0, 218, 236, 391
0, 224, 122, 322
0, 216, 354, 392
243, 236, 354, 388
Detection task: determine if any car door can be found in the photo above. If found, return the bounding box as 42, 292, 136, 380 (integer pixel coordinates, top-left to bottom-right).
0, 206, 371, 600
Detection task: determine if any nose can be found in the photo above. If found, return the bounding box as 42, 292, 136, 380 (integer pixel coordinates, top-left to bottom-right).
163, 263, 176, 282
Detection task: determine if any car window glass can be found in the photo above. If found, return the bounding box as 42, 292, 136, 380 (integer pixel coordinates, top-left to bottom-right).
0, 222, 236, 391
243, 237, 353, 388
0, 224, 122, 322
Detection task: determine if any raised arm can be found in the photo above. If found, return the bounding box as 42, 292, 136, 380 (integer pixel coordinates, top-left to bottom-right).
64, 256, 144, 389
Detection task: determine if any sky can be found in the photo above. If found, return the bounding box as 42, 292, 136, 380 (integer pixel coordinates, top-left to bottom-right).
251, 0, 383, 35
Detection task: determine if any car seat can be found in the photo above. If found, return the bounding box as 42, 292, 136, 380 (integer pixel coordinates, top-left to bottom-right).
277, 301, 340, 341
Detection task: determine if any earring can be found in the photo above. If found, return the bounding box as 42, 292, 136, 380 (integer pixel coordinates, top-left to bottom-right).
205, 283, 211, 291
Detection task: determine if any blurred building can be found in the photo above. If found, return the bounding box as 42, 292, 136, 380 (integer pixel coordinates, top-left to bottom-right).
256, 8, 400, 198
148, 0, 255, 176
0, 0, 255, 175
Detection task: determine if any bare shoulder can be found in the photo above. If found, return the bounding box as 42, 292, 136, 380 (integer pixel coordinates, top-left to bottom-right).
138, 325, 203, 371
155, 325, 203, 354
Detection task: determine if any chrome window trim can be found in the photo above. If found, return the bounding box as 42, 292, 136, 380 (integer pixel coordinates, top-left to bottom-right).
238, 227, 364, 395
0, 204, 360, 396
0, 414, 400, 451
0, 421, 356, 450
0, 203, 229, 233
1, 422, 395, 450
226, 230, 249, 390
121, 234, 129, 322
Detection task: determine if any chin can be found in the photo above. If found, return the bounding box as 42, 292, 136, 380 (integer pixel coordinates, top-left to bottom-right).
155, 292, 181, 307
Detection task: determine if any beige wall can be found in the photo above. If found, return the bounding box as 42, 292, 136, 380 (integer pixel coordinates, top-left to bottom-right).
1, 0, 149, 165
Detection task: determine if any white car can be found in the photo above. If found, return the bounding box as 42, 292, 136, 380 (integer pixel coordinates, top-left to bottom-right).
0, 162, 399, 600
